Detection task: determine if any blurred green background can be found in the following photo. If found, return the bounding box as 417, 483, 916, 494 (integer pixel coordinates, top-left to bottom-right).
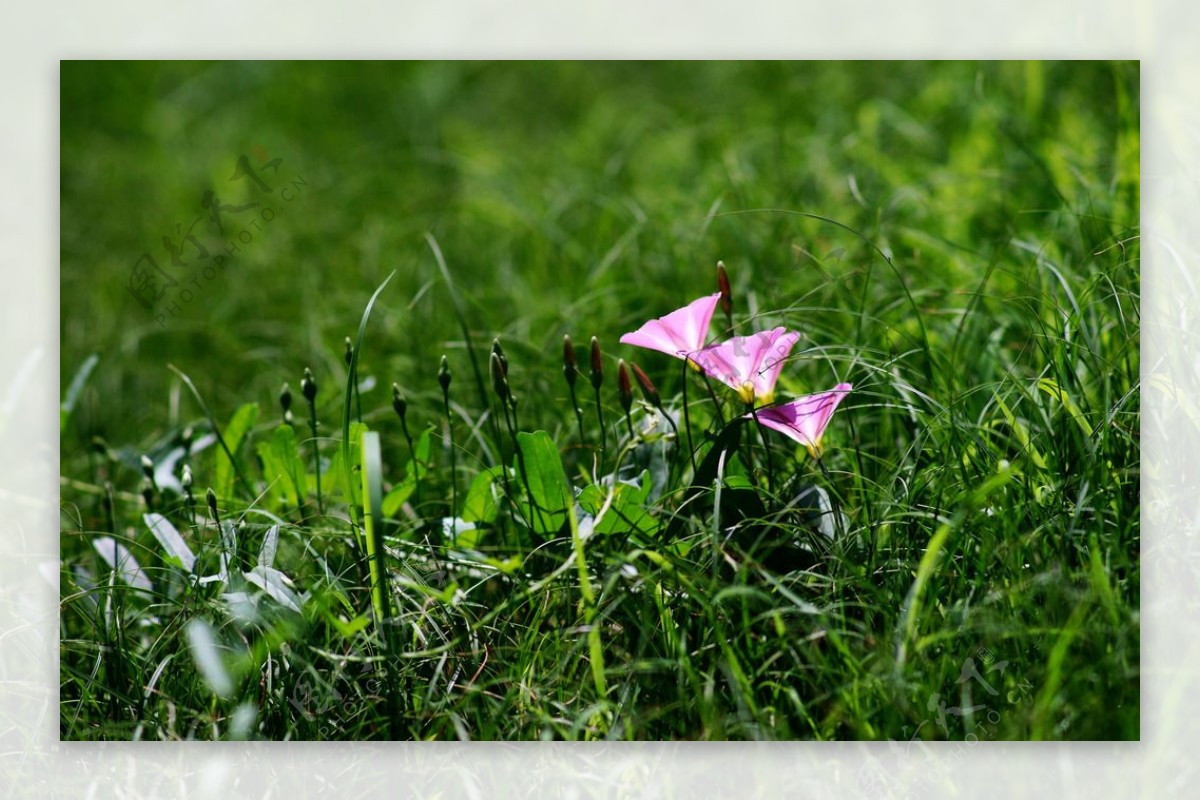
61, 60, 1137, 455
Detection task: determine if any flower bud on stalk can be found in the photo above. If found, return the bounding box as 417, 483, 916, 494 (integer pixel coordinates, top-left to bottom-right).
490, 351, 510, 403
563, 335, 578, 386
618, 358, 635, 438
717, 260, 733, 323
589, 336, 604, 391
438, 355, 452, 393
279, 382, 292, 416
344, 336, 353, 367
491, 338, 508, 378
391, 383, 408, 422
301, 368, 317, 403
630, 362, 661, 408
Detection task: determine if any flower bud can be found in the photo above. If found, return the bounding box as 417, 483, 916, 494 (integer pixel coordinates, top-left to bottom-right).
301, 368, 317, 402
181, 463, 193, 490
563, 335, 578, 387
279, 382, 292, 415
589, 336, 604, 390
490, 351, 510, 402
491, 338, 508, 378
438, 355, 452, 393
391, 383, 407, 421
617, 359, 633, 415
717, 260, 732, 319
344, 336, 354, 367
631, 362, 661, 408
206, 487, 218, 519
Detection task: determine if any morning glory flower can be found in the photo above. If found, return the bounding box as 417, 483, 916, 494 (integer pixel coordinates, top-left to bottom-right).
747, 382, 852, 457
619, 293, 722, 366
694, 327, 801, 405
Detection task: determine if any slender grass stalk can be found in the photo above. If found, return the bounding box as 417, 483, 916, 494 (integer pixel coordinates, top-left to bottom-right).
345, 336, 362, 426
439, 355, 457, 519
679, 359, 698, 474
392, 384, 420, 507
589, 337, 606, 455
562, 335, 587, 445
301, 368, 322, 515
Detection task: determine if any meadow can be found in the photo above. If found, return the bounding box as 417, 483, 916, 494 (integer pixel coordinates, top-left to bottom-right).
59, 61, 1139, 741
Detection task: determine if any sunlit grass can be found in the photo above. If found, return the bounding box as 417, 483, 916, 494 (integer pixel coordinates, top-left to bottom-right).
59, 61, 1138, 741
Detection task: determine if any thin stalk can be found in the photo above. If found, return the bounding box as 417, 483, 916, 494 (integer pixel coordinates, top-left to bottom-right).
680, 360, 698, 474
749, 405, 776, 496
306, 397, 323, 515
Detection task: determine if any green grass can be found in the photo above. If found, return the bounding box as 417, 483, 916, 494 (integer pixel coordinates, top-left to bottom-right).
59, 61, 1139, 741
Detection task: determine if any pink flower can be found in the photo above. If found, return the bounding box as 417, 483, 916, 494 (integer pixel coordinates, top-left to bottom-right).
694, 327, 801, 405
620, 293, 722, 366
747, 383, 852, 457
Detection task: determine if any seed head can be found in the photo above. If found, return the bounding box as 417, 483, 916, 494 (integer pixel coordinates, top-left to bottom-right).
301, 368, 317, 402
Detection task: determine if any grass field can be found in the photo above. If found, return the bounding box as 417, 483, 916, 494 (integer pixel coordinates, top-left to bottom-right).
59, 61, 1139, 741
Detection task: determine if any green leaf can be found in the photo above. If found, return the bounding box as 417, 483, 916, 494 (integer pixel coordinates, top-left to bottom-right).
214, 403, 259, 500
61, 353, 99, 432
361, 429, 390, 622
243, 565, 304, 613
326, 421, 368, 506
1037, 377, 1094, 438
256, 424, 310, 511
514, 430, 569, 535
144, 512, 196, 572
92, 536, 154, 593
382, 428, 431, 518
258, 524, 279, 569
578, 470, 659, 537
462, 465, 509, 524
185, 618, 234, 698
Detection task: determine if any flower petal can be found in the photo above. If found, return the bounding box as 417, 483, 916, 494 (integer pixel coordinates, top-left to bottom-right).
620, 293, 721, 360
749, 383, 852, 451
697, 327, 796, 403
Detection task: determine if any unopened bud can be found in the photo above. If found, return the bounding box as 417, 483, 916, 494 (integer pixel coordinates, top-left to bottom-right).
279, 382, 292, 414
181, 464, 193, 490
206, 487, 218, 519
491, 338, 508, 378
438, 355, 451, 392
344, 336, 353, 367
717, 260, 732, 319
490, 351, 510, 402
589, 336, 604, 390
391, 383, 407, 421
301, 368, 317, 402
631, 363, 661, 408
618, 359, 633, 414
563, 335, 578, 387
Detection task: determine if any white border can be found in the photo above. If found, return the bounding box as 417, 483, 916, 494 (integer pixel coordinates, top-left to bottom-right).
3, 1, 1194, 797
